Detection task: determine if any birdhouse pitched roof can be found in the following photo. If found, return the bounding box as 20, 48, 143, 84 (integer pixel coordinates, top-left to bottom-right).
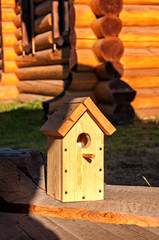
40, 97, 116, 137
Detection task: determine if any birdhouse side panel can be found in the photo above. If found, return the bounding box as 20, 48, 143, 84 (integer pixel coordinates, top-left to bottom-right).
62, 112, 104, 202
47, 136, 63, 201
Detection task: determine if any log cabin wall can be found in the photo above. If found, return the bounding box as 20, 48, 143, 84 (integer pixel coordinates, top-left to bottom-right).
0, 0, 19, 100
120, 0, 159, 119
44, 0, 136, 123
15, 0, 71, 103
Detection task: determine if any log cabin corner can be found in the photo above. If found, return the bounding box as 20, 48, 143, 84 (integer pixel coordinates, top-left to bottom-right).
0, 0, 158, 123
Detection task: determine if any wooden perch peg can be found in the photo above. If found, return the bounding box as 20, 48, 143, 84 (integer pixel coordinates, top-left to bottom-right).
82, 154, 95, 159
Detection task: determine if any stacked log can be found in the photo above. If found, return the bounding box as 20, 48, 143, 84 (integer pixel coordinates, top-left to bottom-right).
85, 0, 135, 124
0, 0, 19, 100
120, 1, 159, 120
15, 0, 70, 102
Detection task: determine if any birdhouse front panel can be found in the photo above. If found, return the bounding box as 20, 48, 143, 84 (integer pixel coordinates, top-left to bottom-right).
62, 111, 104, 202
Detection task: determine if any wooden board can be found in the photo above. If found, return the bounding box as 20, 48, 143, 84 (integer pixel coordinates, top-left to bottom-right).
0, 152, 159, 229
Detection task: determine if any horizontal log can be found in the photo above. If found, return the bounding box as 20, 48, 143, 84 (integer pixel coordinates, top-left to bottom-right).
1, 0, 15, 8
75, 28, 97, 40
13, 14, 21, 28
92, 15, 122, 38
93, 37, 124, 61
135, 88, 159, 98
122, 56, 159, 69
70, 72, 99, 91
35, 0, 52, 17
3, 47, 17, 60
121, 48, 159, 69
76, 39, 96, 49
74, 5, 96, 27
123, 41, 159, 48
123, 0, 159, 4
123, 76, 159, 89
135, 108, 159, 121
14, 31, 53, 54
1, 8, 16, 21
76, 49, 99, 71
17, 93, 53, 103
17, 80, 65, 96
94, 80, 136, 103
34, 13, 52, 34
15, 28, 22, 40
0, 85, 19, 100
124, 68, 159, 78
120, 27, 159, 48
34, 31, 52, 50
1, 22, 17, 33
120, 27, 159, 42
98, 102, 135, 124
3, 33, 17, 46
120, 6, 159, 26
96, 61, 124, 80
132, 95, 159, 109
75, 27, 97, 48
15, 64, 70, 80
124, 47, 159, 57
3, 61, 18, 73
90, 0, 123, 16
16, 47, 70, 68
45, 90, 95, 115
0, 73, 19, 85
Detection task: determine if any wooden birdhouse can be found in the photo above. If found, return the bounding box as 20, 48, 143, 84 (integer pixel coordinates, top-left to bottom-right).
40, 97, 116, 202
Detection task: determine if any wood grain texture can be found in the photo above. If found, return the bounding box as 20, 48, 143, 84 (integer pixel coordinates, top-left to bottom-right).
120, 5, 159, 26
90, 0, 123, 16
0, 85, 19, 100
3, 33, 17, 47
1, 8, 16, 21
62, 112, 104, 202
121, 48, 159, 69
34, 13, 52, 34
119, 26, 159, 43
135, 108, 159, 120
0, 73, 19, 85
123, 76, 159, 89
47, 137, 62, 200
41, 103, 87, 137
74, 4, 96, 27
76, 49, 99, 71
1, 153, 159, 235
123, 0, 159, 4
16, 47, 70, 68
92, 15, 122, 38
93, 37, 124, 61
15, 64, 70, 80
17, 80, 65, 96
70, 72, 99, 91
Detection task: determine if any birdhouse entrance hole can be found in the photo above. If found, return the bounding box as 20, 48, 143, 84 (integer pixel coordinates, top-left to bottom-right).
77, 133, 91, 148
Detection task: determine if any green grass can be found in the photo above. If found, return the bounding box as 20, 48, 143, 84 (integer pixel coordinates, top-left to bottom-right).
0, 100, 47, 153
0, 101, 159, 187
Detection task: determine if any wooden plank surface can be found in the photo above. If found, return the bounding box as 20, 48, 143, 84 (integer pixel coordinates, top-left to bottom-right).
0, 149, 159, 239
